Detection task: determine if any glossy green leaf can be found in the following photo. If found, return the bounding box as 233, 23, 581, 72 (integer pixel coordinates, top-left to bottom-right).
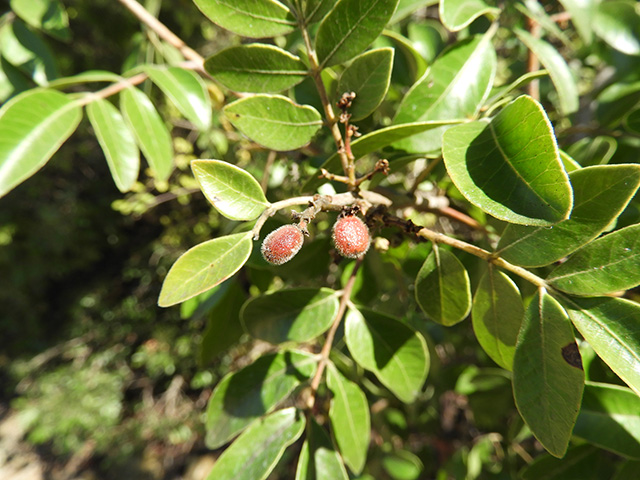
302, 120, 462, 192
205, 44, 307, 93
443, 95, 573, 226
1, 19, 58, 85
192, 0, 296, 38
521, 445, 607, 480
0, 89, 81, 198
383, 29, 427, 83
484, 70, 549, 107
224, 94, 322, 151
512, 289, 584, 458
241, 288, 340, 344
158, 232, 253, 307
593, 0, 640, 56
10, 0, 70, 41
439, 0, 500, 31
415, 245, 472, 326
316, 0, 400, 68
391, 0, 438, 23
145, 66, 211, 131
574, 382, 640, 458
120, 87, 173, 182
206, 407, 305, 480
191, 159, 269, 221
471, 267, 524, 371
205, 350, 316, 448
564, 296, 640, 397
515, 29, 579, 115
304, 0, 337, 23
295, 418, 349, 480
547, 224, 640, 295
392, 33, 496, 154
86, 98, 139, 192
337, 48, 394, 121
496, 164, 640, 267
326, 363, 370, 474
345, 308, 429, 403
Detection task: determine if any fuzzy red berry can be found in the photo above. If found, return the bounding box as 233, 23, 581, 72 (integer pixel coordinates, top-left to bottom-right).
332, 215, 370, 259
261, 224, 305, 265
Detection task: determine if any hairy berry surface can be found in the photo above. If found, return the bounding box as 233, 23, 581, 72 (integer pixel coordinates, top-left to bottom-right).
261, 224, 304, 265
332, 215, 370, 259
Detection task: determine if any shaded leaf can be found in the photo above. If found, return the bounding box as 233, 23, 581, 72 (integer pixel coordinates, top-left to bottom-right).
592, 0, 640, 56
565, 135, 617, 166
205, 350, 316, 448
521, 445, 607, 480
295, 418, 349, 480
191, 159, 269, 221
10, 0, 70, 41
304, 0, 337, 23
391, 0, 438, 23
0, 89, 81, 198
439, 0, 500, 32
1, 19, 58, 85
158, 232, 253, 307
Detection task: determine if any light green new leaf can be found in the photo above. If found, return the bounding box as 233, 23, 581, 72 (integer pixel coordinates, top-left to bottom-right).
515, 29, 578, 115
120, 87, 173, 182
345, 308, 429, 403
295, 418, 349, 480
206, 407, 305, 480
512, 289, 584, 458
205, 350, 316, 448
10, 0, 70, 41
563, 296, 640, 397
443, 95, 573, 226
547, 224, 640, 295
393, 33, 496, 154
415, 245, 471, 326
145, 66, 211, 131
241, 288, 340, 344
316, 0, 400, 68
0, 89, 81, 198
471, 267, 524, 371
496, 164, 640, 267
86, 98, 139, 192
191, 159, 269, 221
592, 0, 640, 56
574, 382, 640, 459
158, 232, 253, 307
192, 0, 296, 38
224, 95, 322, 151
205, 44, 307, 93
302, 120, 462, 192
326, 363, 370, 474
439, 0, 500, 31
337, 48, 393, 121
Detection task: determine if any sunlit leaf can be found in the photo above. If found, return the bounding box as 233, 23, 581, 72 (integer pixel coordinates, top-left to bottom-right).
10, 0, 70, 41
295, 418, 349, 480
1, 19, 58, 85
439, 0, 500, 32
592, 0, 640, 56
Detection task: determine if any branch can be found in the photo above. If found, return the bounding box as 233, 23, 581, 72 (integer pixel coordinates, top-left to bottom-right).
75, 72, 148, 107
525, 16, 541, 100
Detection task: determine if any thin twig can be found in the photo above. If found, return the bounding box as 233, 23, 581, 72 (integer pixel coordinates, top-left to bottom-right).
525, 16, 541, 100
261, 151, 277, 192
75, 72, 148, 107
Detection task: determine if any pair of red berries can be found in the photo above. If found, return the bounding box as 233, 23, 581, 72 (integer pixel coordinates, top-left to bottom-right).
261, 215, 370, 265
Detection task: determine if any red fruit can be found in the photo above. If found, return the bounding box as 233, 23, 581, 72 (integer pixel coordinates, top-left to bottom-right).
261, 224, 305, 265
332, 215, 370, 259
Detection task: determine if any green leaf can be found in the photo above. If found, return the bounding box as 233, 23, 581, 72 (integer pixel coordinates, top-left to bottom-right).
515, 29, 579, 115
316, 0, 400, 68
304, 0, 336, 23
517, 0, 573, 48
484, 69, 550, 109
145, 66, 211, 131
295, 419, 349, 480
521, 445, 607, 480
563, 296, 640, 397
443, 95, 573, 226
471, 267, 524, 371
345, 308, 429, 403
47, 70, 122, 88
192, 0, 296, 38
10, 0, 70, 41
0, 89, 81, 198
326, 363, 370, 474
206, 407, 305, 480
1, 19, 58, 85
392, 0, 438, 23
496, 164, 640, 267
624, 107, 640, 134
302, 120, 462, 192
415, 245, 472, 326
613, 461, 640, 480
565, 135, 617, 166
241, 288, 340, 344
205, 44, 308, 93
547, 224, 640, 295
392, 33, 496, 154
337, 47, 393, 121
224, 94, 322, 151
120, 87, 173, 182
86, 98, 140, 192
574, 382, 640, 459
383, 29, 428, 80
158, 232, 253, 307
205, 350, 316, 448
512, 289, 584, 458
191, 159, 269, 221
592, 0, 640, 56
439, 0, 500, 32
381, 451, 423, 480
558, 0, 597, 44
